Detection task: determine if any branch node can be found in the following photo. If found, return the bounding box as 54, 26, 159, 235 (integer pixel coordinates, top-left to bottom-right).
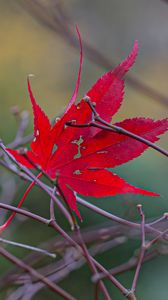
83, 95, 91, 102
124, 289, 133, 297
163, 212, 168, 219
47, 218, 56, 226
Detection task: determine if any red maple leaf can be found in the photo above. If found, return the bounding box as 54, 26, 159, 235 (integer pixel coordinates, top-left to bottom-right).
6, 31, 168, 221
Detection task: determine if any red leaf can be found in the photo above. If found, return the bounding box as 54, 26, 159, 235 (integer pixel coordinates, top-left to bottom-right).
7, 149, 36, 169
59, 169, 158, 197
67, 118, 168, 169
86, 40, 138, 122
58, 179, 82, 220
27, 78, 51, 137
49, 25, 83, 144
57, 40, 138, 139
8, 36, 168, 220
27, 79, 54, 168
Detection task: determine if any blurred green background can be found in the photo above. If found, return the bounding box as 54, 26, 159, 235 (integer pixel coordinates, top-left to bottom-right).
0, 1, 168, 299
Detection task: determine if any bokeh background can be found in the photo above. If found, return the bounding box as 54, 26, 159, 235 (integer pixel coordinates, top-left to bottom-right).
0, 0, 168, 299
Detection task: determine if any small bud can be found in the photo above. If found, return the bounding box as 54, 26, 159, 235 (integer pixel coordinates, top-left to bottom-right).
28, 73, 35, 78
137, 204, 142, 209
164, 212, 168, 219
83, 95, 90, 102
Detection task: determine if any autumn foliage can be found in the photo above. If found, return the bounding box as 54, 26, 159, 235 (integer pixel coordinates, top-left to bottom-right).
6, 31, 168, 221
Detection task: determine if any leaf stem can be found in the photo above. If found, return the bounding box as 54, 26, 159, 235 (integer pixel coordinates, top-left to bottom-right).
1, 140, 167, 241
0, 172, 42, 232
0, 140, 73, 227
67, 98, 168, 157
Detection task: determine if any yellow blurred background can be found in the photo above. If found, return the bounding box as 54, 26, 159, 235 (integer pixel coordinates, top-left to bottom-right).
0, 1, 168, 299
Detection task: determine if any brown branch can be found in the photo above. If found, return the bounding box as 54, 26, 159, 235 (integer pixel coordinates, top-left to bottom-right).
146, 228, 168, 249
0, 247, 76, 300
8, 110, 29, 148
0, 140, 73, 227
50, 187, 111, 300
0, 203, 49, 225
67, 97, 168, 157
1, 201, 167, 299
92, 249, 158, 283
1, 214, 165, 289
17, 0, 168, 106
2, 235, 127, 299
75, 226, 111, 300
0, 237, 55, 258
131, 205, 146, 294
1, 139, 166, 240
0, 224, 124, 289
1, 133, 168, 299
92, 206, 164, 299
0, 201, 130, 298
76, 197, 168, 240
0, 109, 32, 159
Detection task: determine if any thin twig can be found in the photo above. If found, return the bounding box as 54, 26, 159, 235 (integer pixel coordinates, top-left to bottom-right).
50, 186, 57, 221
0, 201, 129, 297
0, 203, 50, 225
131, 205, 146, 293
0, 246, 76, 300
146, 228, 168, 249
50, 186, 111, 300
18, 0, 168, 106
92, 249, 158, 282
76, 196, 167, 240
148, 213, 168, 226
75, 226, 111, 300
0, 237, 56, 258
1, 141, 167, 240
4, 238, 125, 299
67, 97, 168, 157
48, 219, 134, 298
1, 201, 167, 300
0, 172, 43, 232
0, 140, 73, 227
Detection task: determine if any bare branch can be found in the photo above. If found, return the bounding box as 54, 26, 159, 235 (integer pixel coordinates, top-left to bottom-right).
0, 246, 77, 300
67, 97, 168, 157
17, 0, 168, 106
0, 237, 56, 258
131, 205, 146, 293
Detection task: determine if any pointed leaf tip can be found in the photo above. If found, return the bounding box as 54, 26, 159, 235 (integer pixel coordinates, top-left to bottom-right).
64, 25, 83, 113
115, 39, 139, 77
27, 77, 36, 108
26, 78, 53, 170
28, 73, 35, 78
133, 40, 139, 52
